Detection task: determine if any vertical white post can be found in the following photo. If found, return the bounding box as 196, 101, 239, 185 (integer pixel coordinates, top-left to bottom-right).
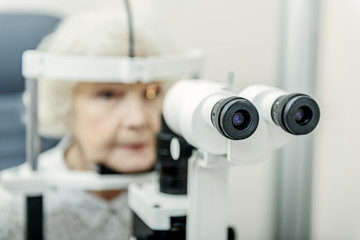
186, 151, 228, 240
275, 0, 320, 239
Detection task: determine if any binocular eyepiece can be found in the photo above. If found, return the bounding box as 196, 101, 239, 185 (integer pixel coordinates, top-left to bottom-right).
271, 93, 320, 135
211, 97, 259, 140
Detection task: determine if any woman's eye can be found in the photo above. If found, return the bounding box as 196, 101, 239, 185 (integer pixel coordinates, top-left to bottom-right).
98, 91, 115, 99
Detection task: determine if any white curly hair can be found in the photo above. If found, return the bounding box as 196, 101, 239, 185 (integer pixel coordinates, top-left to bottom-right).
36, 9, 173, 138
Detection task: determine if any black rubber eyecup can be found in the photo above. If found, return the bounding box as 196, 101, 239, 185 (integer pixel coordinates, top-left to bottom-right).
272, 94, 320, 135
211, 97, 259, 140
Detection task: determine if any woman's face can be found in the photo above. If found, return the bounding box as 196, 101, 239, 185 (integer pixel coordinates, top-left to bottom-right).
70, 82, 164, 173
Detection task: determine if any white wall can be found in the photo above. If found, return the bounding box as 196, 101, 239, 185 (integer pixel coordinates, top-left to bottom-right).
312, 0, 360, 239
0, 0, 280, 86
0, 1, 281, 239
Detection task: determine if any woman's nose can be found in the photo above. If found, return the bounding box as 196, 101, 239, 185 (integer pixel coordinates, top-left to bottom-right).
120, 97, 147, 129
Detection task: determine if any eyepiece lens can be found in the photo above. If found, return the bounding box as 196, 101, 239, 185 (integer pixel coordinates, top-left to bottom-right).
232, 112, 244, 126
294, 108, 304, 122
272, 94, 320, 135
211, 97, 259, 140
294, 106, 312, 125
232, 110, 250, 130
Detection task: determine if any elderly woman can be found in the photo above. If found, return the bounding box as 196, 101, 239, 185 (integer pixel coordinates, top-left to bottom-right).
0, 9, 174, 240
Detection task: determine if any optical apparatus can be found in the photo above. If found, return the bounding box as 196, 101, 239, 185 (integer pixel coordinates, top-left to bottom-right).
0, 4, 320, 239
129, 79, 320, 240
0, 48, 204, 240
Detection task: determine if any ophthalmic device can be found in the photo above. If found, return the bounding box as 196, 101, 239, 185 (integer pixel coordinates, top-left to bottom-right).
0, 0, 320, 238
129, 79, 320, 240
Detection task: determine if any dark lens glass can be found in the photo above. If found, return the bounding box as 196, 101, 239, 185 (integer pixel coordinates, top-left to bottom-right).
232, 110, 250, 130
294, 106, 312, 125
232, 111, 244, 126
294, 108, 305, 121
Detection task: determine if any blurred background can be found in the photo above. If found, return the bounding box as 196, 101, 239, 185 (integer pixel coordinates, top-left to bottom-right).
0, 0, 359, 239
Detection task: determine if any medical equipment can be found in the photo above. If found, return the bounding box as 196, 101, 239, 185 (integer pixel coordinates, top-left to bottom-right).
0, 49, 203, 240
0, 1, 321, 239
0, 0, 204, 238
240, 85, 320, 136
163, 80, 259, 152
129, 79, 320, 240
